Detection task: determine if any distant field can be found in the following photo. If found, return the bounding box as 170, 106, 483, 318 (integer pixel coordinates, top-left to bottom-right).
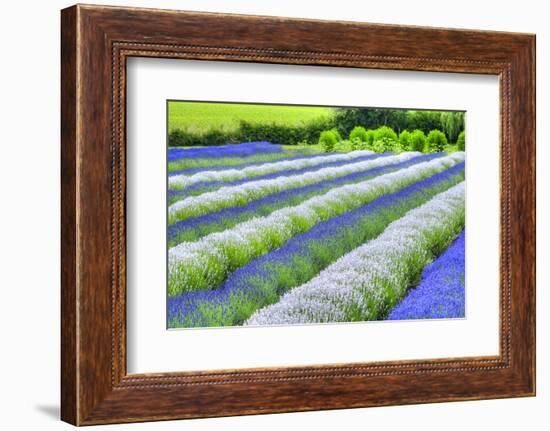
168, 101, 335, 134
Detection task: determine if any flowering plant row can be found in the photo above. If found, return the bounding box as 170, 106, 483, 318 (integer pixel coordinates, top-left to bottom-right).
168, 153, 464, 296
168, 162, 464, 327
169, 149, 375, 189
165, 137, 466, 328
246, 183, 465, 325
168, 152, 424, 223
167, 153, 441, 245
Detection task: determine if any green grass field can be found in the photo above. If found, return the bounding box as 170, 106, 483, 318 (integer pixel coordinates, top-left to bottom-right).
168, 101, 335, 133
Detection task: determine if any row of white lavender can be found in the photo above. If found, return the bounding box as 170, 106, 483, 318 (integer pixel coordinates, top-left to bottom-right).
168, 150, 375, 189
245, 182, 465, 326
168, 152, 465, 295
168, 152, 420, 223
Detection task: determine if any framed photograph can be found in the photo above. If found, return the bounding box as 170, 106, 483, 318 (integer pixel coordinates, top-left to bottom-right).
61, 4, 536, 425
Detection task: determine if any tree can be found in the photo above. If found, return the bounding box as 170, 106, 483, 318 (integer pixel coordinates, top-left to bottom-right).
335, 108, 415, 136
440, 112, 465, 143
333, 108, 384, 136
406, 111, 442, 135
387, 110, 408, 134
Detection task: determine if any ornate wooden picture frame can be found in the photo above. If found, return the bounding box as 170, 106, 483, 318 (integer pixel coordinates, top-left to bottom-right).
61, 4, 535, 425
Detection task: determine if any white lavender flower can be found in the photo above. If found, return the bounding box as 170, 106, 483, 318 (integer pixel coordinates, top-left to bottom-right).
169, 150, 376, 189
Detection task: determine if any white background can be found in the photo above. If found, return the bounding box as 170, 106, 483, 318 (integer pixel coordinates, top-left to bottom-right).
0, 0, 547, 430
127, 59, 499, 373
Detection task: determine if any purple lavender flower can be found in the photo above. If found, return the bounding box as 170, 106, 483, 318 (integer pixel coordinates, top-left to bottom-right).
168, 141, 282, 162
388, 230, 465, 320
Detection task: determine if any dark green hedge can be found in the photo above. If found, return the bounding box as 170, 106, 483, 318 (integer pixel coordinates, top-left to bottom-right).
333, 108, 464, 143
168, 118, 336, 147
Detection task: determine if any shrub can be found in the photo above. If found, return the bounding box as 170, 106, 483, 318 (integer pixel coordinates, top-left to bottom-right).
334, 140, 353, 152
169, 117, 338, 147
354, 139, 372, 151
409, 129, 427, 152
330, 128, 343, 142
399, 130, 412, 151
239, 121, 298, 146
426, 129, 448, 153
365, 130, 376, 147
375, 126, 398, 143
348, 137, 362, 150
351, 129, 376, 151
391, 140, 405, 153
319, 130, 339, 152
349, 126, 368, 142
202, 128, 234, 146
371, 126, 398, 153
168, 128, 238, 147
372, 139, 387, 153
456, 131, 466, 151
169, 129, 194, 147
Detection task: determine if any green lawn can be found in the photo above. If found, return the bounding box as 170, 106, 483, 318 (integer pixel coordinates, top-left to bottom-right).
168, 101, 335, 133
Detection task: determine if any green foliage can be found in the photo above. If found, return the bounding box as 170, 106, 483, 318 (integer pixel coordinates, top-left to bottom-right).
409, 130, 427, 152
443, 144, 459, 154
332, 108, 380, 136
456, 131, 466, 151
319, 130, 339, 152
406, 111, 443, 135
365, 130, 376, 146
352, 138, 373, 151
333, 108, 408, 136
239, 118, 336, 146
348, 137, 363, 150
169, 129, 194, 147
426, 129, 448, 153
168, 101, 465, 147
399, 130, 412, 150
333, 108, 454, 138
391, 140, 404, 153
169, 117, 337, 147
371, 126, 398, 152
330, 128, 342, 142
440, 112, 465, 143
333, 140, 353, 152
168, 128, 239, 147
349, 126, 368, 142
375, 126, 398, 142
372, 139, 387, 153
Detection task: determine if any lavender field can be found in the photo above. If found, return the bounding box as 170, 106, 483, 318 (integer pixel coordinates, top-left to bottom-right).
166, 141, 466, 329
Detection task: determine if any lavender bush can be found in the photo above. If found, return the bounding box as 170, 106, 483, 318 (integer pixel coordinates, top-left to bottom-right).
388, 231, 465, 320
